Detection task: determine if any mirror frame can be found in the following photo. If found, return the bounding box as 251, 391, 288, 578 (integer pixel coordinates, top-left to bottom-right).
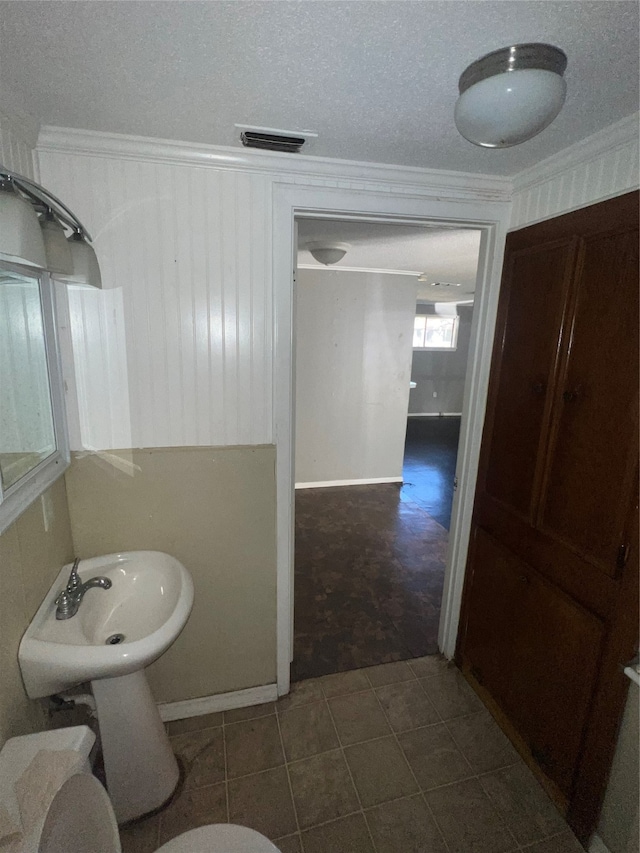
0, 260, 70, 533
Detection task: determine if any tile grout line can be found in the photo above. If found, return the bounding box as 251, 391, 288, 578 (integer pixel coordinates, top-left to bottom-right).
171, 738, 524, 799
519, 829, 579, 851
476, 772, 525, 851
222, 720, 230, 824
269, 788, 486, 843
168, 663, 571, 851
438, 712, 546, 851
323, 692, 381, 853
365, 669, 454, 853
273, 700, 305, 853
440, 716, 481, 779
415, 669, 523, 850
159, 689, 540, 853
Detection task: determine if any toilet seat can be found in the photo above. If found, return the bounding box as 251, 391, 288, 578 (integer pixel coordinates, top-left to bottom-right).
39, 773, 121, 853
40, 778, 280, 853
156, 824, 281, 852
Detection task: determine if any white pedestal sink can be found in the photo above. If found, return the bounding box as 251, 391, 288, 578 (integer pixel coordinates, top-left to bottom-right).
19, 551, 194, 824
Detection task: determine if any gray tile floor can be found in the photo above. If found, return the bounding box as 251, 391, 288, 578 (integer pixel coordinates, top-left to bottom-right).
120, 658, 585, 853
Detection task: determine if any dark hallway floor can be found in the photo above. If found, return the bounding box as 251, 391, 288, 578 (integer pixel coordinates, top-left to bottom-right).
293, 486, 447, 681
292, 417, 460, 682
401, 416, 461, 530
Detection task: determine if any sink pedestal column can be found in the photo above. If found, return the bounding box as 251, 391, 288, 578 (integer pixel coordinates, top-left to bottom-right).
92, 670, 179, 824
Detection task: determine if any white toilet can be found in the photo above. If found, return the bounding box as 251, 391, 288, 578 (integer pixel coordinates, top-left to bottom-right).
0, 726, 280, 853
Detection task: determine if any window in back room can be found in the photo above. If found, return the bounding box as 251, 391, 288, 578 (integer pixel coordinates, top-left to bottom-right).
413, 313, 459, 350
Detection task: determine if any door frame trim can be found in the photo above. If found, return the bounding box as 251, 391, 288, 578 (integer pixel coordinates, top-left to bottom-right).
272, 183, 511, 694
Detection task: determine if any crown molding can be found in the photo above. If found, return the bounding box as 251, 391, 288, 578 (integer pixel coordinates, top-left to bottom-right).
36, 125, 513, 202
512, 112, 639, 193
298, 263, 423, 276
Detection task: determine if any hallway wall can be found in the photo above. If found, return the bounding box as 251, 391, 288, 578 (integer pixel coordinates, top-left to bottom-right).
295, 269, 417, 485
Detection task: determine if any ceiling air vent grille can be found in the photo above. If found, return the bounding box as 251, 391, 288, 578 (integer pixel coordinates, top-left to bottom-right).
240, 131, 305, 153
236, 125, 317, 154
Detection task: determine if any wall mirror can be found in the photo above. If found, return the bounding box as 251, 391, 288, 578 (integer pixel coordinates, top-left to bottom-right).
0, 261, 69, 532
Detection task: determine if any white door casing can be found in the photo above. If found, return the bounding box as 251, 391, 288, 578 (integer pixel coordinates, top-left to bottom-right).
273, 183, 511, 695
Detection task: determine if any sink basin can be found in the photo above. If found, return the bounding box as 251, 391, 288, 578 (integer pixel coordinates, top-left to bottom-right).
19, 551, 194, 699
19, 550, 194, 824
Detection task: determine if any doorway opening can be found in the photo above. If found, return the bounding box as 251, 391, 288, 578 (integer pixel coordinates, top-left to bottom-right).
291, 217, 482, 681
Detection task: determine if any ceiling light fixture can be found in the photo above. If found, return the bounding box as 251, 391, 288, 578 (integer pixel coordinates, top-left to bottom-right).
0, 177, 47, 268
64, 231, 103, 289
454, 43, 567, 148
306, 242, 350, 266
0, 164, 101, 287
39, 210, 74, 275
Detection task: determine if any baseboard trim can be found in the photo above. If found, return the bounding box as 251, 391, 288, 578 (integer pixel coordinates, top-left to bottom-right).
295, 477, 402, 489
588, 835, 611, 853
407, 412, 462, 418
157, 684, 278, 722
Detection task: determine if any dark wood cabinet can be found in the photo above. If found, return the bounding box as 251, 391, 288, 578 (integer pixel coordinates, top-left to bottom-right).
458, 191, 639, 843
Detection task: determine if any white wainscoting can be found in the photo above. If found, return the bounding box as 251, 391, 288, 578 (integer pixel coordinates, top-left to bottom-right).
511, 113, 639, 229
36, 127, 511, 452
38, 150, 274, 450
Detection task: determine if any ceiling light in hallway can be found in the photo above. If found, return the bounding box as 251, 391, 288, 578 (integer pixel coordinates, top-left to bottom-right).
306, 242, 350, 265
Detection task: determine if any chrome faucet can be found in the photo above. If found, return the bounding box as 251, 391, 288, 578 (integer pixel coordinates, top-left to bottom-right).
55, 558, 112, 620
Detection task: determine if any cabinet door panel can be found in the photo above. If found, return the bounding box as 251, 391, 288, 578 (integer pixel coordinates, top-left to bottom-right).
484, 242, 574, 519
463, 528, 605, 795
539, 231, 639, 573
460, 192, 639, 842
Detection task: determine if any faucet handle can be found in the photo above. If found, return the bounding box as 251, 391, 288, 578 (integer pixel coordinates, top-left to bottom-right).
55, 589, 76, 620
67, 557, 81, 592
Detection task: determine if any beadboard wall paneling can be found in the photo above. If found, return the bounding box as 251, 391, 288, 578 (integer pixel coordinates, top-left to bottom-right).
38, 151, 273, 450
0, 109, 37, 177
511, 113, 639, 229
37, 130, 513, 451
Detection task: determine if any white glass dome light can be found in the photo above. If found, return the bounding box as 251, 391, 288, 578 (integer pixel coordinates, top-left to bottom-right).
455, 43, 567, 148
306, 241, 350, 266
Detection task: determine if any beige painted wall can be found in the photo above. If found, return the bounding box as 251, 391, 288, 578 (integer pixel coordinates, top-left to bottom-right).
64, 445, 277, 703
295, 269, 417, 484
598, 683, 639, 853
0, 477, 74, 747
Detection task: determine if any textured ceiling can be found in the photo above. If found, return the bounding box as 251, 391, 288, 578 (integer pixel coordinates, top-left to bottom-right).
298, 219, 481, 302
0, 1, 638, 175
